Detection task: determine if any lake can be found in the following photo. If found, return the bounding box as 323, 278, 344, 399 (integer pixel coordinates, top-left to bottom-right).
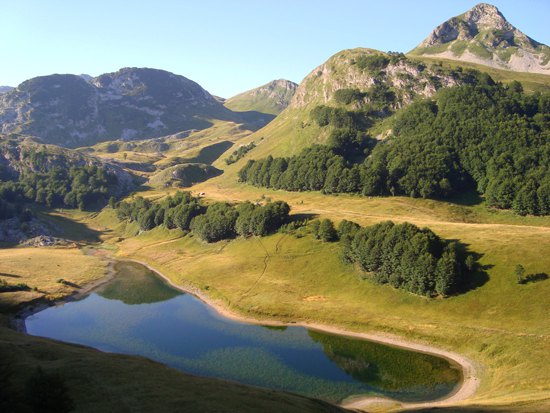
25, 261, 461, 403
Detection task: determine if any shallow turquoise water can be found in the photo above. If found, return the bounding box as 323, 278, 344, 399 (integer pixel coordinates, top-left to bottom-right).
25, 261, 461, 402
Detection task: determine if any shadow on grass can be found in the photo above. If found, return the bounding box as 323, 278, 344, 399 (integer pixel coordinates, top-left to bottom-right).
448, 241, 490, 294
444, 189, 484, 207
522, 272, 548, 284
289, 213, 318, 222
0, 273, 21, 279
39, 211, 104, 243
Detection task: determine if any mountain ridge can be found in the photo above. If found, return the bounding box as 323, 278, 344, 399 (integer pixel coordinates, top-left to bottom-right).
0, 68, 237, 148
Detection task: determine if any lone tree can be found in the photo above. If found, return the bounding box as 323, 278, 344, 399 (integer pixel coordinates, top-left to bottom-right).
515, 264, 525, 284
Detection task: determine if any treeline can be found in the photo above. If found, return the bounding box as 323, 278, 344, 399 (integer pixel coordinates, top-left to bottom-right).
0, 165, 119, 220
116, 191, 290, 243
239, 76, 550, 215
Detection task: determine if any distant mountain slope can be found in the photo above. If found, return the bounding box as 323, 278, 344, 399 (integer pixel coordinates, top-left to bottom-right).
0, 86, 13, 94
409, 3, 550, 74
0, 68, 238, 148
225, 79, 298, 115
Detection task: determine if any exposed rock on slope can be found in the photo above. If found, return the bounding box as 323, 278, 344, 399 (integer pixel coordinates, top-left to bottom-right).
410, 3, 550, 74
225, 79, 298, 115
0, 68, 236, 147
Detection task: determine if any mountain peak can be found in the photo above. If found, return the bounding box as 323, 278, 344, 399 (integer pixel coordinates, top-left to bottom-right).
410, 3, 550, 75
464, 3, 505, 25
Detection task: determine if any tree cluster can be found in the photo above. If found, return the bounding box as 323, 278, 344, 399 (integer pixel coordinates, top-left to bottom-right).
116, 191, 291, 243
239, 76, 550, 216
225, 142, 256, 165
0, 165, 118, 222
338, 220, 466, 296
116, 191, 203, 232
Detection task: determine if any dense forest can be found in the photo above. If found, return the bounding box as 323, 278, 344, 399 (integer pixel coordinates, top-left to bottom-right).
116, 191, 291, 242
239, 75, 550, 215
337, 220, 469, 297
0, 165, 119, 221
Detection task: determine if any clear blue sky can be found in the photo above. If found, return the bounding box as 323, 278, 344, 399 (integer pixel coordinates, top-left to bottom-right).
2, 0, 549, 97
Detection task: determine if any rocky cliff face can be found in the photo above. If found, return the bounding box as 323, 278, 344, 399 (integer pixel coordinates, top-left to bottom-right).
290, 48, 460, 110
0, 68, 235, 147
224, 79, 298, 115
410, 3, 550, 74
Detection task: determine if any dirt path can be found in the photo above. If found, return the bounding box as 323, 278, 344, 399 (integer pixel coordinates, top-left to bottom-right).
126, 258, 480, 412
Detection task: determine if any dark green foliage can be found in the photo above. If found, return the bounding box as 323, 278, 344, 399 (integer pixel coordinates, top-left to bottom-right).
241, 77, 550, 216
327, 128, 374, 160
310, 106, 370, 129
25, 367, 74, 413
238, 146, 362, 194
235, 201, 290, 236
117, 191, 203, 232
333, 89, 365, 105
317, 219, 338, 242
0, 164, 118, 213
355, 54, 390, 73
225, 142, 256, 165
190, 203, 238, 242
345, 221, 466, 297
116, 191, 290, 243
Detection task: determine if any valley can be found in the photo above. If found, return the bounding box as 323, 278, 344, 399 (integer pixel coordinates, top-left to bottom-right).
1, 2, 549, 412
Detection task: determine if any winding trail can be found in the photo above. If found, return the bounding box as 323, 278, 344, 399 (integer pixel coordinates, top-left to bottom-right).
125, 258, 480, 412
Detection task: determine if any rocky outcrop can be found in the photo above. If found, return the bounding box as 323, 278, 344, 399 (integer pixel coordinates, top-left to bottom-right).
290, 49, 460, 110
410, 3, 550, 74
0, 68, 235, 147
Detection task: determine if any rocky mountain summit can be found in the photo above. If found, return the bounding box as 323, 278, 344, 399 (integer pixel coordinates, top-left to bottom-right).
410, 3, 550, 74
0, 68, 235, 147
225, 79, 298, 115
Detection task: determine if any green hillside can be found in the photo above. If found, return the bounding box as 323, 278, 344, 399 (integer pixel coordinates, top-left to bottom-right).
225, 79, 298, 115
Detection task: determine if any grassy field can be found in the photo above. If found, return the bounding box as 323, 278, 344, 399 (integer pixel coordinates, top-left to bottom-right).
61, 173, 548, 412
0, 247, 107, 313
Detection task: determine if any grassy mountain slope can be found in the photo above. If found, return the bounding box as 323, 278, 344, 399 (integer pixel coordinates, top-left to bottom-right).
225, 79, 298, 115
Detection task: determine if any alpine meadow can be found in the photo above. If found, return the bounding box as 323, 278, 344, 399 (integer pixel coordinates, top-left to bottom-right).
0, 2, 549, 413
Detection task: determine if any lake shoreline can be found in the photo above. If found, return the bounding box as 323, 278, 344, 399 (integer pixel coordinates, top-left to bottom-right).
126, 258, 480, 411
14, 256, 480, 411
12, 260, 116, 333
